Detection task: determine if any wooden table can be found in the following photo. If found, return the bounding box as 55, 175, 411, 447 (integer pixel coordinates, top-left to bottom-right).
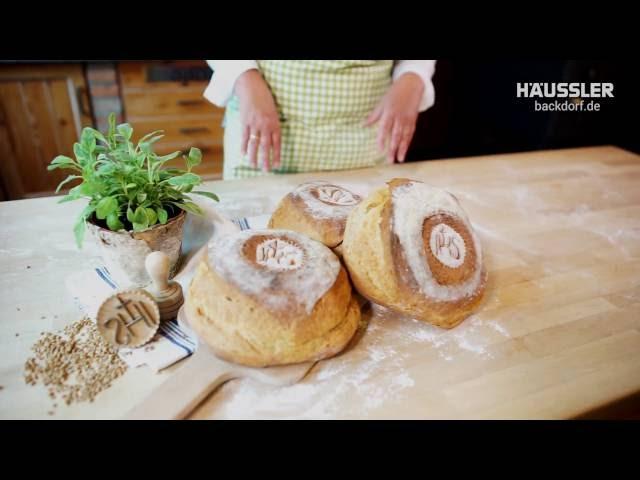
1, 146, 639, 419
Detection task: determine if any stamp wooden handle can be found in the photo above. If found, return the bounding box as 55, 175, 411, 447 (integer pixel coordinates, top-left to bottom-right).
145, 251, 170, 294
145, 251, 184, 321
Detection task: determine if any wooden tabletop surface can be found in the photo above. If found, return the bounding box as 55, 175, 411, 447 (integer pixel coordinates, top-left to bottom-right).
1, 145, 639, 419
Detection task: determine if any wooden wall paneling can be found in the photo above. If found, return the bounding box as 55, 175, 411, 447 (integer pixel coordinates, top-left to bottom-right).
0, 96, 25, 200
0, 64, 91, 198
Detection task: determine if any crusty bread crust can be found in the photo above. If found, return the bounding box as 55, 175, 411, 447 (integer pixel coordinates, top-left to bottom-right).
268, 182, 362, 248
342, 179, 487, 329
186, 250, 360, 367
269, 193, 345, 247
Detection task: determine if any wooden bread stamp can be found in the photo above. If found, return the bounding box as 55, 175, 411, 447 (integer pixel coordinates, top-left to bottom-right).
145, 251, 184, 322
96, 289, 160, 349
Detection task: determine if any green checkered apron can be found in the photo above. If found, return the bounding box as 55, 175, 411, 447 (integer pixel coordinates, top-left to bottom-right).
222, 60, 394, 179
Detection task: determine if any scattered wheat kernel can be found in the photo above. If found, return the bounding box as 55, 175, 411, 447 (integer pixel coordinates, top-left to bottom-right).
23, 317, 128, 408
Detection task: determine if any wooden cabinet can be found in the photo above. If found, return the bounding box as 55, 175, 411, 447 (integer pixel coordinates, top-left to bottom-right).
118, 61, 224, 179
0, 64, 93, 199
0, 61, 223, 201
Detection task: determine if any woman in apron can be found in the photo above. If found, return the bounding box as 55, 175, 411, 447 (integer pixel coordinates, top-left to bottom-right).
204, 61, 436, 180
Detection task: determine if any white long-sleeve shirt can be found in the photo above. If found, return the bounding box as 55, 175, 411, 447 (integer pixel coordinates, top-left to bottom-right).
203, 60, 437, 112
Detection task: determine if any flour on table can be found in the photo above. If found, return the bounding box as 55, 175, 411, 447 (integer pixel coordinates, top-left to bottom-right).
393, 372, 415, 388
216, 329, 415, 419
379, 305, 503, 361
487, 320, 511, 337
208, 301, 511, 419
214, 306, 418, 419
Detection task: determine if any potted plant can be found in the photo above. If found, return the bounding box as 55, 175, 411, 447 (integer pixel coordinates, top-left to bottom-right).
48, 113, 219, 287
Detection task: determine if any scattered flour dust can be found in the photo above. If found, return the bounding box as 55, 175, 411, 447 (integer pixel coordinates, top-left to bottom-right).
382, 305, 509, 361
211, 303, 511, 419
215, 320, 415, 419
487, 320, 511, 337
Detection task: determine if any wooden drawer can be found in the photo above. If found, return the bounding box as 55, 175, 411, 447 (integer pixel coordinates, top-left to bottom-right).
119, 61, 211, 90
132, 116, 224, 147
124, 89, 218, 118
118, 61, 224, 180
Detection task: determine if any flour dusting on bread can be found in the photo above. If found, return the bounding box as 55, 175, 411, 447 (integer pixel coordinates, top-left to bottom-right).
391, 180, 484, 301
294, 181, 362, 219
209, 229, 340, 314
255, 238, 303, 271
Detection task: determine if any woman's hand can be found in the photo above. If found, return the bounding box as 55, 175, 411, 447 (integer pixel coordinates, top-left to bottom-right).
234, 69, 281, 171
365, 73, 425, 163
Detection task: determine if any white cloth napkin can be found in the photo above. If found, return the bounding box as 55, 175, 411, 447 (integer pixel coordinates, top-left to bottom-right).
64, 213, 271, 372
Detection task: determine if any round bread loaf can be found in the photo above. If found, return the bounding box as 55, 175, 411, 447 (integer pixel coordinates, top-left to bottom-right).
186, 228, 360, 367
268, 181, 362, 248
342, 178, 487, 329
